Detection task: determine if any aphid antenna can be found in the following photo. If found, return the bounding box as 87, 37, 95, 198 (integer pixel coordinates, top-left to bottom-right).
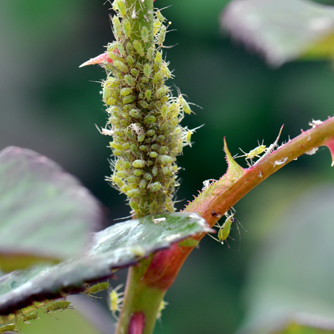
155, 5, 173, 12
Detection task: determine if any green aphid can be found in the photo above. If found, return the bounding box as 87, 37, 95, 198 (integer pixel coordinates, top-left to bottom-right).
156, 86, 168, 99
178, 95, 193, 115
157, 155, 173, 164
134, 169, 144, 176
123, 95, 135, 104
157, 25, 167, 46
156, 10, 166, 23
149, 151, 158, 158
132, 160, 146, 168
147, 46, 155, 60
145, 90, 152, 101
44, 300, 73, 313
133, 40, 145, 57
143, 63, 152, 78
147, 129, 155, 136
126, 55, 135, 67
112, 16, 123, 39
110, 142, 123, 150
124, 73, 135, 86
123, 18, 131, 38
144, 115, 156, 123
208, 211, 244, 248
126, 41, 133, 53
127, 189, 141, 198
162, 166, 173, 176
154, 19, 162, 36
148, 182, 162, 192
139, 179, 147, 189
154, 71, 163, 85
120, 87, 132, 96
114, 60, 129, 73
152, 166, 158, 176
112, 176, 124, 188
160, 105, 168, 118
138, 133, 146, 142
141, 26, 149, 43
139, 100, 149, 109
117, 43, 126, 57
129, 109, 141, 118
0, 324, 17, 333
84, 282, 110, 296
114, 0, 126, 17
155, 51, 162, 65
144, 173, 152, 181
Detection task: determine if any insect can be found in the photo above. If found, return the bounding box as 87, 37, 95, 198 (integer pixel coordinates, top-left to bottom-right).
156, 300, 168, 320
0, 323, 18, 333
208, 210, 245, 248
108, 284, 124, 319
237, 141, 266, 166
44, 300, 73, 313
83, 282, 110, 299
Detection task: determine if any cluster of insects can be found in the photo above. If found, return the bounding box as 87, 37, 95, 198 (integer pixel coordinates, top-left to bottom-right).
236, 125, 284, 167
87, 0, 198, 217
0, 298, 73, 332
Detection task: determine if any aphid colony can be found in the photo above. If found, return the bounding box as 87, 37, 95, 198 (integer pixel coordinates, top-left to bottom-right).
0, 298, 73, 332
101, 1, 195, 216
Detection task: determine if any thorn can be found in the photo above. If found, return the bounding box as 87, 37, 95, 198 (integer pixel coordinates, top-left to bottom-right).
79, 51, 113, 68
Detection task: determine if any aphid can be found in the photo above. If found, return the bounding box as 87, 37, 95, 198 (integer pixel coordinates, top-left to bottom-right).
83, 282, 110, 299
254, 125, 284, 166
120, 87, 132, 96
115, 0, 126, 17
148, 182, 162, 192
132, 160, 146, 168
156, 300, 168, 320
108, 284, 124, 319
123, 18, 132, 38
0, 323, 18, 333
44, 300, 73, 313
157, 24, 167, 46
178, 95, 193, 115
157, 155, 173, 164
141, 26, 149, 43
186, 131, 192, 147
154, 19, 162, 36
127, 189, 141, 197
21, 309, 39, 324
145, 90, 152, 101
129, 109, 141, 118
208, 210, 245, 248
238, 142, 266, 166
123, 95, 136, 104
124, 73, 135, 86
112, 16, 123, 39
143, 63, 152, 78
133, 40, 145, 57
113, 60, 129, 73
156, 10, 166, 23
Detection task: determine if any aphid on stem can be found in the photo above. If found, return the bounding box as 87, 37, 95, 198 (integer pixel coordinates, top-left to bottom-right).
108, 284, 124, 319
208, 209, 245, 249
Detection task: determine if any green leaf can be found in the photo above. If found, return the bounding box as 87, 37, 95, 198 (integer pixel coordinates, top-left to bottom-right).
241, 185, 334, 334
222, 0, 334, 66
0, 212, 209, 314
0, 147, 104, 271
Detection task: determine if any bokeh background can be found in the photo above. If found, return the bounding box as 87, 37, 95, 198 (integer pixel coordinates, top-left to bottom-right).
2, 0, 334, 333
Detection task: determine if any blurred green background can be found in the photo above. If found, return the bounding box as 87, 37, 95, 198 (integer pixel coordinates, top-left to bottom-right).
2, 0, 334, 333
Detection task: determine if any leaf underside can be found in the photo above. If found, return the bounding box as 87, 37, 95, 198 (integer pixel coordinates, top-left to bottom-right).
222, 0, 334, 66
0, 212, 209, 314
0, 146, 104, 271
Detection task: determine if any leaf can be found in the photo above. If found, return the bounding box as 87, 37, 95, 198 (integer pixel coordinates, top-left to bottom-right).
222, 0, 334, 66
0, 212, 209, 314
240, 185, 334, 334
0, 146, 104, 271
